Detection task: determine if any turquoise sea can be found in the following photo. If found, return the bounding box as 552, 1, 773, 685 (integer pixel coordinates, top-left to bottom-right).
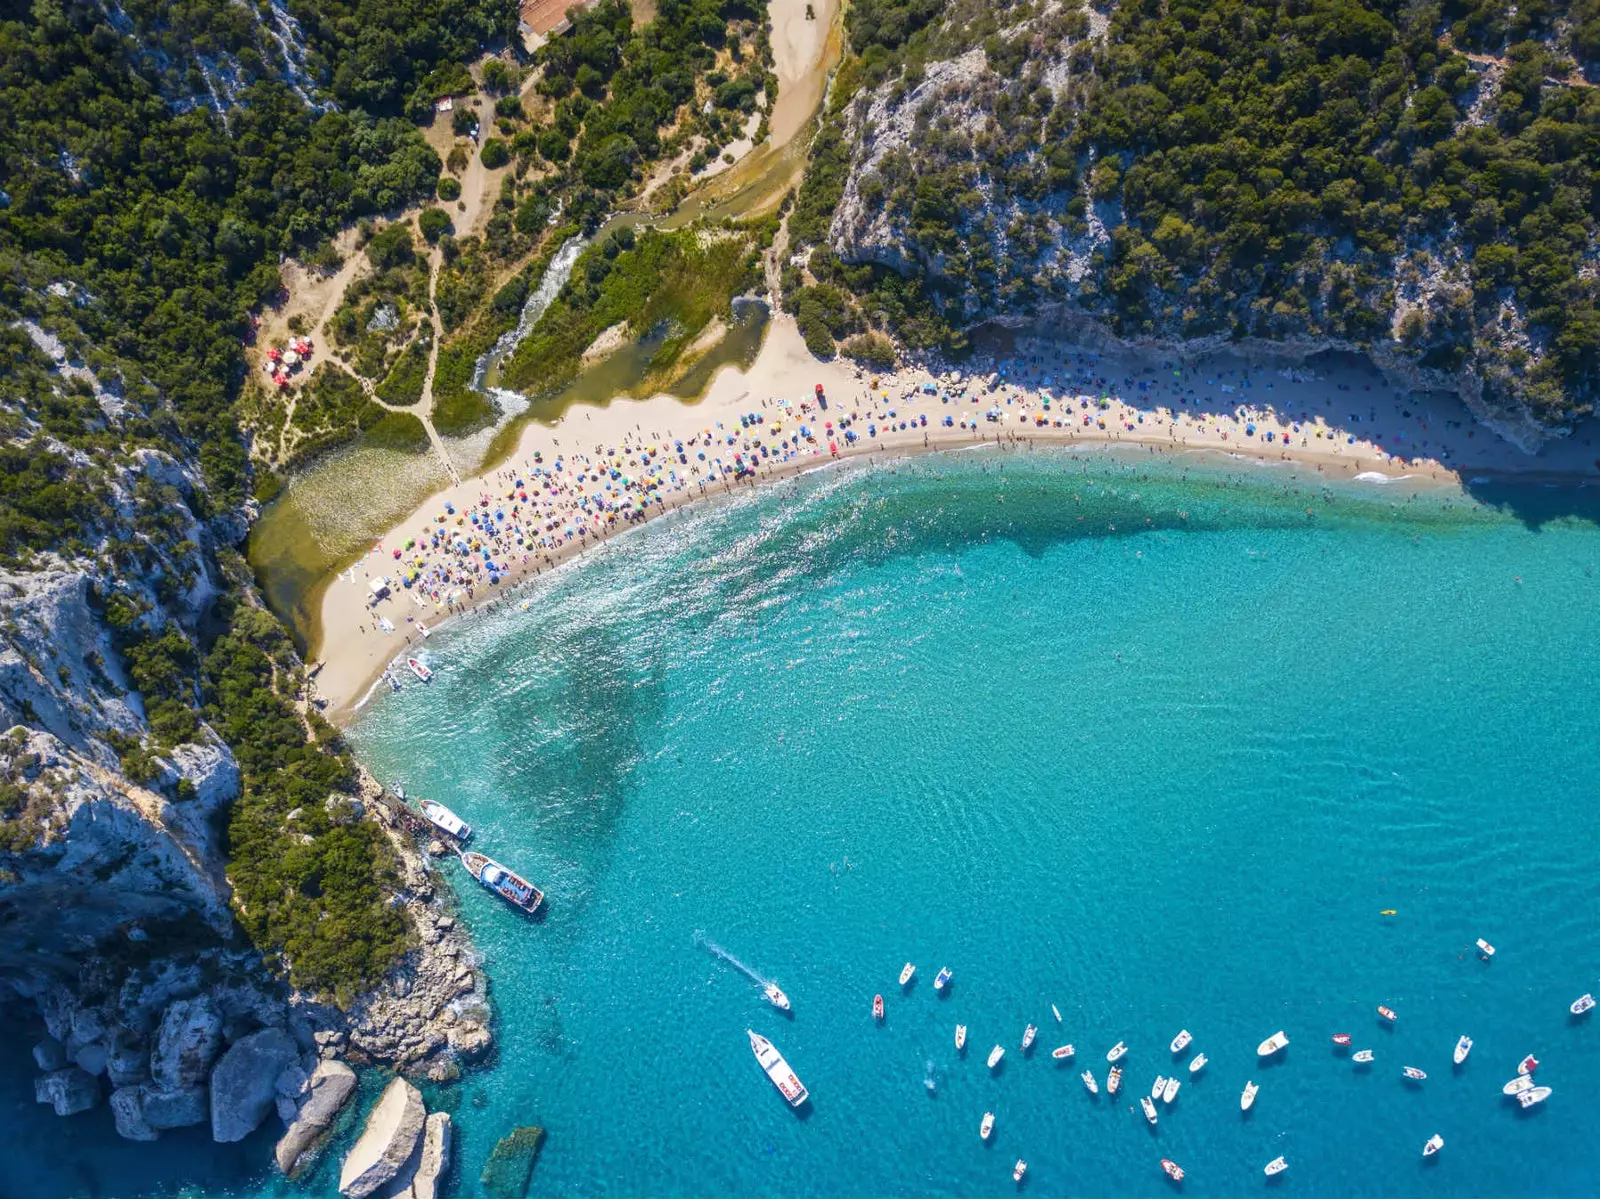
9, 448, 1600, 1197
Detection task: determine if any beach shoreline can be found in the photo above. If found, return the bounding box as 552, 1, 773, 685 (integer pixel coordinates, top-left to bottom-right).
309, 314, 1600, 723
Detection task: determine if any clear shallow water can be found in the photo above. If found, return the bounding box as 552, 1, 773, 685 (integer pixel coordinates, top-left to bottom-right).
14, 449, 1600, 1197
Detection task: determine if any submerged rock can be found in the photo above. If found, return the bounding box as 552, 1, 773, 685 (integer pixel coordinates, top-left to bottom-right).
34, 1067, 100, 1115
410, 1111, 451, 1199
276, 1058, 357, 1177
480, 1125, 544, 1199
210, 1026, 299, 1142
338, 1076, 425, 1198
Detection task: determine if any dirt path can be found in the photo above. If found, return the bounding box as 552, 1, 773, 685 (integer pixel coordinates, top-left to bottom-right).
1442, 34, 1596, 88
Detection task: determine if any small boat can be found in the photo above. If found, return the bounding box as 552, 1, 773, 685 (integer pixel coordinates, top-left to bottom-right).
1241, 1081, 1258, 1111
420, 798, 471, 841
955, 1025, 967, 1051
1021, 1024, 1037, 1052
1161, 1159, 1185, 1182
384, 670, 400, 692
1141, 1095, 1159, 1125
407, 657, 432, 682
980, 1112, 994, 1141
1162, 1076, 1180, 1104
1264, 1156, 1287, 1176
1403, 1066, 1427, 1081
1518, 1085, 1552, 1108
1570, 992, 1595, 1016
1151, 1074, 1167, 1100
1107, 1041, 1129, 1062
1107, 1065, 1123, 1094
1504, 1074, 1535, 1095
1170, 1029, 1192, 1055
1051, 1044, 1075, 1060
899, 962, 916, 987
1257, 1030, 1290, 1057
748, 1030, 808, 1107
1453, 1035, 1472, 1065
763, 983, 790, 1012
1013, 1160, 1027, 1184
1423, 1134, 1444, 1158
933, 967, 952, 992
1331, 1033, 1352, 1047
1082, 1069, 1099, 1095
1188, 1053, 1207, 1075
1052, 1004, 1062, 1022
988, 1045, 1005, 1069
872, 994, 884, 1021
1518, 1054, 1539, 1075
1352, 1050, 1374, 1064
1476, 938, 1496, 958
460, 851, 543, 913
1377, 1005, 1398, 1023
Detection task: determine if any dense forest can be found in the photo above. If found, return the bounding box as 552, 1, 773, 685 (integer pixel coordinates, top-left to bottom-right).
792, 0, 1600, 428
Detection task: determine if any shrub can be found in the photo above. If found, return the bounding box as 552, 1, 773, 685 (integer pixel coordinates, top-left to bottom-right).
419, 207, 453, 243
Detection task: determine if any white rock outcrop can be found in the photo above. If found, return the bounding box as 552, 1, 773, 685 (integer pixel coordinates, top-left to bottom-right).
337, 1076, 426, 1199
408, 1111, 451, 1199
275, 1058, 358, 1177
150, 996, 223, 1090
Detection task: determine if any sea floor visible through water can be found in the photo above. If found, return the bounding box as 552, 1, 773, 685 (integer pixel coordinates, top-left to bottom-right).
12, 449, 1600, 1198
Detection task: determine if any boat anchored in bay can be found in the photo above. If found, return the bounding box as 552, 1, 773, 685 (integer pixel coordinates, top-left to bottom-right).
460, 850, 544, 914
748, 1030, 808, 1108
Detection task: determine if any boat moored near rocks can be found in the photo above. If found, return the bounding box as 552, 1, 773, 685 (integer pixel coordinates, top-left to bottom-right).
460, 851, 544, 914
419, 799, 471, 841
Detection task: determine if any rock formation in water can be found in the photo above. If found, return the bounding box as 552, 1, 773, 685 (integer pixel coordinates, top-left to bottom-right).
276, 1058, 358, 1176
339, 1076, 428, 1199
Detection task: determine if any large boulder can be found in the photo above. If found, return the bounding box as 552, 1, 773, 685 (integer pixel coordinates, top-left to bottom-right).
110, 1085, 158, 1141
409, 1111, 451, 1199
150, 996, 222, 1090
338, 1077, 426, 1198
32, 1037, 67, 1071
140, 1083, 208, 1129
105, 1029, 148, 1088
34, 1067, 100, 1115
275, 1059, 357, 1176
210, 1026, 299, 1142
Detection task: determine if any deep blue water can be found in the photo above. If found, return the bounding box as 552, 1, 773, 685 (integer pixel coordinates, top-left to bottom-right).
11, 448, 1600, 1197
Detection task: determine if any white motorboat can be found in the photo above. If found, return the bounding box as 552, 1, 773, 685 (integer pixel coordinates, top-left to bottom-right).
763, 983, 791, 1012
1257, 1030, 1290, 1056
1107, 1065, 1122, 1094
1570, 992, 1595, 1016
1140, 1095, 1158, 1125
1352, 1049, 1374, 1063
955, 1025, 967, 1051
899, 962, 916, 987
747, 1030, 808, 1107
988, 1045, 1005, 1070
1051, 1044, 1075, 1060
1403, 1066, 1427, 1081
1150, 1074, 1166, 1099
1453, 1035, 1472, 1065
1081, 1069, 1099, 1095
1264, 1156, 1287, 1176
1162, 1076, 1180, 1104
933, 966, 952, 992
1518, 1085, 1552, 1108
1476, 937, 1495, 958
980, 1111, 994, 1141
1013, 1160, 1027, 1184
1052, 1003, 1062, 1022
1518, 1054, 1539, 1075
1423, 1134, 1444, 1158
1503, 1074, 1535, 1095
419, 799, 471, 841
1241, 1080, 1258, 1111
1170, 1029, 1192, 1055
1021, 1024, 1037, 1051
1106, 1041, 1128, 1062
407, 657, 432, 682
1188, 1053, 1207, 1075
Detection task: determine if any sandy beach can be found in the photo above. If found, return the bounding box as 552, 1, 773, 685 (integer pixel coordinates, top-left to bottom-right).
307, 309, 1600, 722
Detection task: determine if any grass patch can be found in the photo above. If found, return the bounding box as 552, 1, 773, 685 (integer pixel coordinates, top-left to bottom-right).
375, 337, 429, 406
361, 409, 431, 453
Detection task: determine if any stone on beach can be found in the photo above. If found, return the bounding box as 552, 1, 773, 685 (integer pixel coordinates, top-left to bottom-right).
276, 1058, 358, 1177
34, 1067, 100, 1115
338, 1076, 426, 1198
209, 1025, 299, 1142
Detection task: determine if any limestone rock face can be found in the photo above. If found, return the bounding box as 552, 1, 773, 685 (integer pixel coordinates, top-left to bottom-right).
110, 1085, 158, 1141
275, 1058, 358, 1177
150, 996, 223, 1091
409, 1111, 452, 1199
338, 1077, 426, 1198
34, 1067, 100, 1115
209, 1026, 299, 1142
140, 1083, 208, 1129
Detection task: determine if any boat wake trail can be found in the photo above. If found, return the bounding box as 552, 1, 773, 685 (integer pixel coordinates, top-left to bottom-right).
693, 930, 769, 986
